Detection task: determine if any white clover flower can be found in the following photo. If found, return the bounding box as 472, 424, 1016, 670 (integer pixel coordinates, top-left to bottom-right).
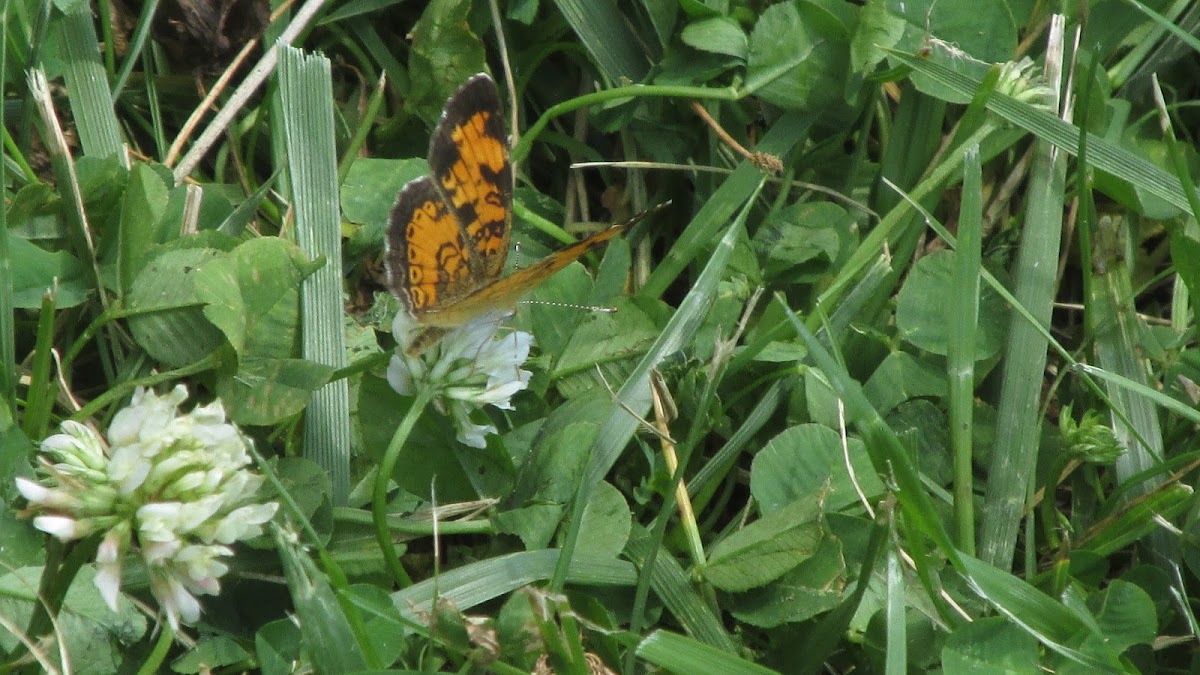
17, 385, 280, 630
39, 421, 108, 477
149, 569, 202, 628
15, 478, 83, 510
207, 502, 277, 544
388, 310, 532, 448
32, 514, 92, 540
94, 525, 128, 611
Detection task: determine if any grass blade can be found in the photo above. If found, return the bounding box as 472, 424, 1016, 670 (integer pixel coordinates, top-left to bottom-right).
959, 555, 1121, 669
550, 0, 651, 82
978, 42, 1068, 569
552, 181, 763, 590
275, 525, 372, 671
1089, 219, 1169, 544
0, 6, 13, 415
888, 49, 1192, 212
884, 547, 906, 674
278, 45, 352, 505
626, 530, 736, 652
392, 549, 636, 621
59, 8, 124, 160
636, 630, 781, 675
948, 144, 982, 554
1075, 365, 1200, 426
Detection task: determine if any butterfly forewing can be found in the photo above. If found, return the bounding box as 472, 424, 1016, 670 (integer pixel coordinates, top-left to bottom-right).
428, 74, 513, 282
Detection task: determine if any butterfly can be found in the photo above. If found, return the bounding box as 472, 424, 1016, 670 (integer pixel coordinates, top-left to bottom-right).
385, 73, 634, 356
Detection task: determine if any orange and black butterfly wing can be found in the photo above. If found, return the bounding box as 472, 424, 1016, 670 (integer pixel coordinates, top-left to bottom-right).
385, 176, 474, 318
427, 73, 513, 281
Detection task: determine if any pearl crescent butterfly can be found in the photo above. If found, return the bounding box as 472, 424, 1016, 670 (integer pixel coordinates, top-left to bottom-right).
385, 73, 635, 356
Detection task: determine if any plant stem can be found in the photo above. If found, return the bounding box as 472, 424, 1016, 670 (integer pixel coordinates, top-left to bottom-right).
373, 387, 434, 588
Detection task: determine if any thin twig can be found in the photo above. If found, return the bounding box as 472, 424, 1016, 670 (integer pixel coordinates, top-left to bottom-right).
170, 0, 322, 184
573, 160, 876, 218
690, 100, 782, 173
165, 0, 298, 167
486, 0, 518, 147
595, 366, 676, 444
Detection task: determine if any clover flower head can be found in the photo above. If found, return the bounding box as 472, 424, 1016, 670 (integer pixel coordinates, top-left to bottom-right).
388, 310, 532, 448
996, 57, 1057, 108
1059, 405, 1124, 465
17, 385, 279, 630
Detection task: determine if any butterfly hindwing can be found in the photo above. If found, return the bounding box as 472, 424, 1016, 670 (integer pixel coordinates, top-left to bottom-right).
385, 176, 474, 316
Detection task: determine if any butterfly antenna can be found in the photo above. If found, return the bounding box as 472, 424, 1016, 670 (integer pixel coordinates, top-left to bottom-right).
508, 201, 671, 315
507, 240, 622, 315
518, 299, 620, 314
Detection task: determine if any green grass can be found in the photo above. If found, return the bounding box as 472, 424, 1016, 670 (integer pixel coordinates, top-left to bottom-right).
4, 0, 1200, 672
